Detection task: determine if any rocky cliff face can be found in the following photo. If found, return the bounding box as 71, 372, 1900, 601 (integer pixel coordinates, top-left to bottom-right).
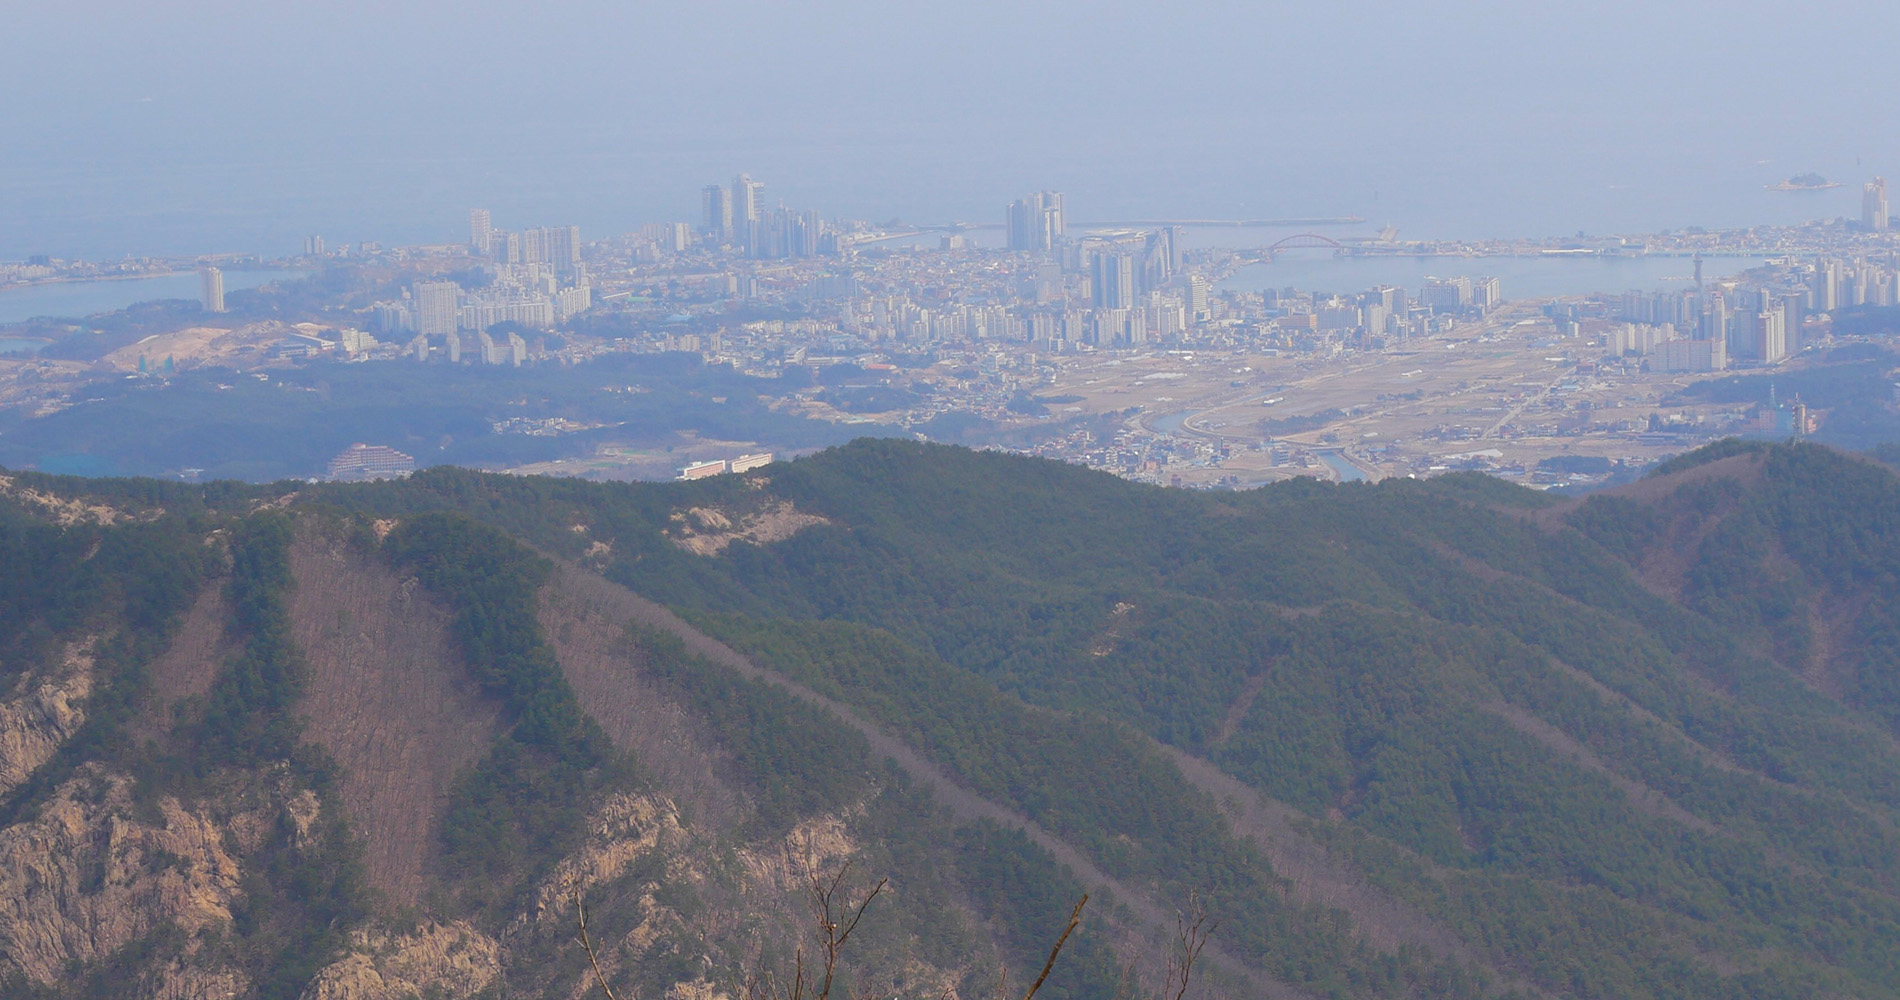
0, 524, 989, 1000
0, 769, 256, 997
300, 922, 501, 1000
0, 642, 93, 798
294, 788, 964, 1000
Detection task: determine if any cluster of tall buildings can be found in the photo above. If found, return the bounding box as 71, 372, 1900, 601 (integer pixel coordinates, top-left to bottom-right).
466, 266, 593, 328
847, 297, 1031, 343
1419, 275, 1502, 312
1606, 277, 1809, 370
813, 198, 1199, 348
1078, 228, 1178, 308
641, 222, 694, 254
699, 174, 760, 242
840, 292, 1193, 349
1006, 191, 1066, 251
776, 189, 1512, 351
371, 263, 591, 367
1809, 257, 1900, 310
375, 273, 592, 337
700, 174, 833, 259
1596, 258, 1862, 372
1261, 278, 1499, 346
1001, 192, 1174, 310
825, 278, 1205, 352
1596, 249, 1900, 374
469, 209, 583, 277
390, 301, 532, 366
1591, 319, 1731, 375
364, 210, 596, 351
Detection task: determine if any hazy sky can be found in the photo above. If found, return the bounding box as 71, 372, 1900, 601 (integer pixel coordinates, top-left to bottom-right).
5, 1, 1899, 257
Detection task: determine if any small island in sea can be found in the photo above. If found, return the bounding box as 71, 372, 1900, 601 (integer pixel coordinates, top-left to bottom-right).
1768, 172, 1843, 191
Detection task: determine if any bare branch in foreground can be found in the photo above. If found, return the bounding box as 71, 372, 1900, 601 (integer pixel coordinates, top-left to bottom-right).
1164, 893, 1215, 1000
1020, 894, 1089, 1000
575, 889, 622, 1000
803, 858, 889, 1000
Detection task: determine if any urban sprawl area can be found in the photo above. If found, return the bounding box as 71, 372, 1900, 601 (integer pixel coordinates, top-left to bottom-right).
6, 175, 1900, 488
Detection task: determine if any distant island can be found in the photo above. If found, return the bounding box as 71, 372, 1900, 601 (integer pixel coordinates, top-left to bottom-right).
1768, 172, 1842, 191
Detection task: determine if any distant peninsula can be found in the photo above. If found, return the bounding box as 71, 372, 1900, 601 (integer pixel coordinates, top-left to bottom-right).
1768, 172, 1842, 191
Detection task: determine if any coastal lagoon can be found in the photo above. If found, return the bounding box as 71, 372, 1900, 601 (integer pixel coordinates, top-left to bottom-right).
0, 270, 300, 327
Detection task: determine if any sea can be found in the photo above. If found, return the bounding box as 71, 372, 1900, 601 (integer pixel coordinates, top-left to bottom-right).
0, 270, 299, 329
1216, 249, 1773, 301
0, 124, 1876, 267
848, 226, 1775, 300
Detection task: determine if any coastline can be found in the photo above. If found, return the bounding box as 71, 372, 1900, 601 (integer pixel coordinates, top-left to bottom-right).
0, 266, 291, 294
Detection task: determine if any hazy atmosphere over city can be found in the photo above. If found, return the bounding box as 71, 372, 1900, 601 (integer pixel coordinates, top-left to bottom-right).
6, 0, 1900, 256
21, 5, 1900, 1000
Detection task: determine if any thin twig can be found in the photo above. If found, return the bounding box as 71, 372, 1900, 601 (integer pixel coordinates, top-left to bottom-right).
1020, 894, 1089, 1000
575, 889, 621, 1000
833, 877, 887, 951
1110, 952, 1143, 1000
803, 857, 887, 1000
1165, 894, 1216, 1000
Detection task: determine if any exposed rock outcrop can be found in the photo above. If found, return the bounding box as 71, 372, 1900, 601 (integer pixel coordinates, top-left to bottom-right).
300, 921, 501, 1000
0, 770, 249, 994
0, 475, 145, 526
669, 502, 828, 556
0, 641, 95, 798
519, 792, 690, 921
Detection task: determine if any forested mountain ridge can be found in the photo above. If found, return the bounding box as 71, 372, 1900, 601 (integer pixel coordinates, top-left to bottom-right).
5, 439, 1900, 999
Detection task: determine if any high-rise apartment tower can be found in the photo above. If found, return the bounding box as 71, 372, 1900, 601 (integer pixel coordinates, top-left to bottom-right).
414, 281, 460, 337
200, 267, 225, 313
470, 209, 493, 254
1007, 191, 1065, 251
702, 184, 733, 241
1091, 251, 1134, 310
732, 174, 765, 224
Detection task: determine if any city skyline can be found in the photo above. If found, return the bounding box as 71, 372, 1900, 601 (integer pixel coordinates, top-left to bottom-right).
15, 157, 1900, 276
8, 159, 1900, 263
6, 3, 1900, 258
3, 158, 1896, 491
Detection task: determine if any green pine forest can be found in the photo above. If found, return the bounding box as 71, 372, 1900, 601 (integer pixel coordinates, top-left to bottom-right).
8, 437, 1900, 999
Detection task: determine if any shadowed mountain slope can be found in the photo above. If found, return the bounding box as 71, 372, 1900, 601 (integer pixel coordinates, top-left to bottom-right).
6, 440, 1900, 998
